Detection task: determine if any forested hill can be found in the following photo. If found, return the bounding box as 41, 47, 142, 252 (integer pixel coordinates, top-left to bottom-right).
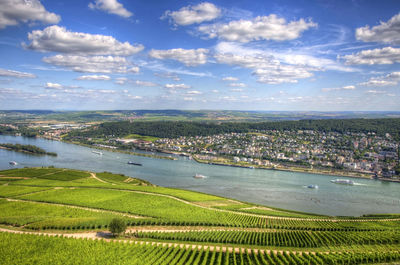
66, 118, 400, 140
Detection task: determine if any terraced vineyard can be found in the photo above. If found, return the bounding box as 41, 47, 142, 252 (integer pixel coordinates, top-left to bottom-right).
0, 167, 399, 264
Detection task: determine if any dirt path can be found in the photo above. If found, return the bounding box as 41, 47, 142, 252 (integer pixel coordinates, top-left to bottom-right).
90, 172, 108, 184
5, 198, 145, 219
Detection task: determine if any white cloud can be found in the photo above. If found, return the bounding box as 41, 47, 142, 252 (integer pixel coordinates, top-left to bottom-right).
359, 72, 400, 87
89, 0, 133, 18
215, 52, 314, 84
342, 47, 400, 65
230, 88, 244, 92
356, 13, 400, 44
154, 72, 180, 81
186, 90, 202, 95
45, 82, 63, 89
222, 76, 238, 81
76, 75, 111, 81
43, 54, 139, 73
149, 48, 208, 66
322, 85, 356, 92
162, 2, 220, 26
164, 83, 190, 89
211, 89, 219, 93
24, 25, 143, 56
115, 77, 127, 85
216, 42, 355, 72
365, 90, 387, 94
199, 15, 317, 43
0, 68, 36, 78
229, 82, 246, 87
126, 95, 142, 99
134, 80, 158, 87
0, 0, 60, 29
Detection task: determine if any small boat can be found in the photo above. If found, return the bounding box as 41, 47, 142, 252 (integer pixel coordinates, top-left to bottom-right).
92, 151, 103, 155
193, 173, 207, 179
307, 184, 318, 189
9, 161, 18, 165
330, 179, 354, 185
128, 161, 142, 166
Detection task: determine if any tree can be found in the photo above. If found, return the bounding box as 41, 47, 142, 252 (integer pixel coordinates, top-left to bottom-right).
109, 218, 127, 237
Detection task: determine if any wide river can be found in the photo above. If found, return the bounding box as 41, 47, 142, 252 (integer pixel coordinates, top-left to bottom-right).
0, 135, 399, 216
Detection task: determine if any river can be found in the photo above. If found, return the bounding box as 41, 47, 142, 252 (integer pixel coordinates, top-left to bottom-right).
0, 135, 399, 217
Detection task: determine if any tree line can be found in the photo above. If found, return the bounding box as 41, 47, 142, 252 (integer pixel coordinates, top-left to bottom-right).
66, 118, 400, 140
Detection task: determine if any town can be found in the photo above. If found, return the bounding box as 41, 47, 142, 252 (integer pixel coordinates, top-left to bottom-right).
152, 130, 399, 179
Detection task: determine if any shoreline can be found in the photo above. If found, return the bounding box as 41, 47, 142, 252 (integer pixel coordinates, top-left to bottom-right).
191, 155, 400, 183
58, 139, 177, 161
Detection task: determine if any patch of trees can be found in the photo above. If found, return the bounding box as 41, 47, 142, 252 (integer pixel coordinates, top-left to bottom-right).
0, 125, 37, 137
0, 143, 57, 156
66, 118, 400, 140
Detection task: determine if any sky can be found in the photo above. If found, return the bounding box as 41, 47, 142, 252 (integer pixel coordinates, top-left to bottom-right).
0, 0, 399, 111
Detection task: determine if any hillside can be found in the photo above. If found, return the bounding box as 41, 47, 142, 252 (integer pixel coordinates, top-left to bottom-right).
0, 167, 399, 264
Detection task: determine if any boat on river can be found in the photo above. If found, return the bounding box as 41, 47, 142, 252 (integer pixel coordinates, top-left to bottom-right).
9, 161, 17, 165
193, 173, 207, 179
92, 151, 103, 155
128, 161, 142, 166
330, 179, 354, 185
307, 184, 318, 189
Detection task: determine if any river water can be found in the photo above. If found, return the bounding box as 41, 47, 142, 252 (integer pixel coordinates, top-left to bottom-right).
0, 135, 399, 217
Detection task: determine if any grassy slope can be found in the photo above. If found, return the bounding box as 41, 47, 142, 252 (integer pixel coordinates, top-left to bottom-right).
0, 167, 399, 264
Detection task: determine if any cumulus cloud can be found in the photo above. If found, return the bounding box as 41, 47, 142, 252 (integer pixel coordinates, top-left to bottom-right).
89, 0, 133, 18
0, 68, 36, 78
322, 85, 356, 92
222, 76, 238, 81
359, 72, 400, 87
24, 25, 143, 56
43, 54, 139, 74
149, 48, 208, 66
76, 75, 111, 81
162, 2, 220, 26
342, 47, 400, 65
45, 82, 63, 89
215, 53, 314, 84
356, 13, 400, 44
216, 42, 355, 72
0, 0, 60, 29
198, 15, 317, 43
164, 83, 190, 89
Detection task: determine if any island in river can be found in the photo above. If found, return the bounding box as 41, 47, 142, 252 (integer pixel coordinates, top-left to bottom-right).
0, 143, 57, 156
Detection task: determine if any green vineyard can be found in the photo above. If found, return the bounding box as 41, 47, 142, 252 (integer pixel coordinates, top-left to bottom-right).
0, 167, 399, 264
1, 233, 399, 265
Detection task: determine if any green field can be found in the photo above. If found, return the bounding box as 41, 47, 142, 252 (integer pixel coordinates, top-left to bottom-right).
124, 133, 160, 142
0, 167, 399, 264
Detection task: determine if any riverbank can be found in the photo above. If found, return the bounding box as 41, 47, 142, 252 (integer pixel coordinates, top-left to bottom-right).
192, 154, 400, 183
62, 140, 177, 160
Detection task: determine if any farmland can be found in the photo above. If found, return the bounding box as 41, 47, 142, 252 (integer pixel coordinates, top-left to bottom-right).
0, 167, 399, 264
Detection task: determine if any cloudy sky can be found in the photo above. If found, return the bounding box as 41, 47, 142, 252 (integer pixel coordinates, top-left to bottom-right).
0, 0, 399, 110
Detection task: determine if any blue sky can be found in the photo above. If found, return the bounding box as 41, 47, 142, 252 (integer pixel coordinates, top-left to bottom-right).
0, 0, 399, 111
